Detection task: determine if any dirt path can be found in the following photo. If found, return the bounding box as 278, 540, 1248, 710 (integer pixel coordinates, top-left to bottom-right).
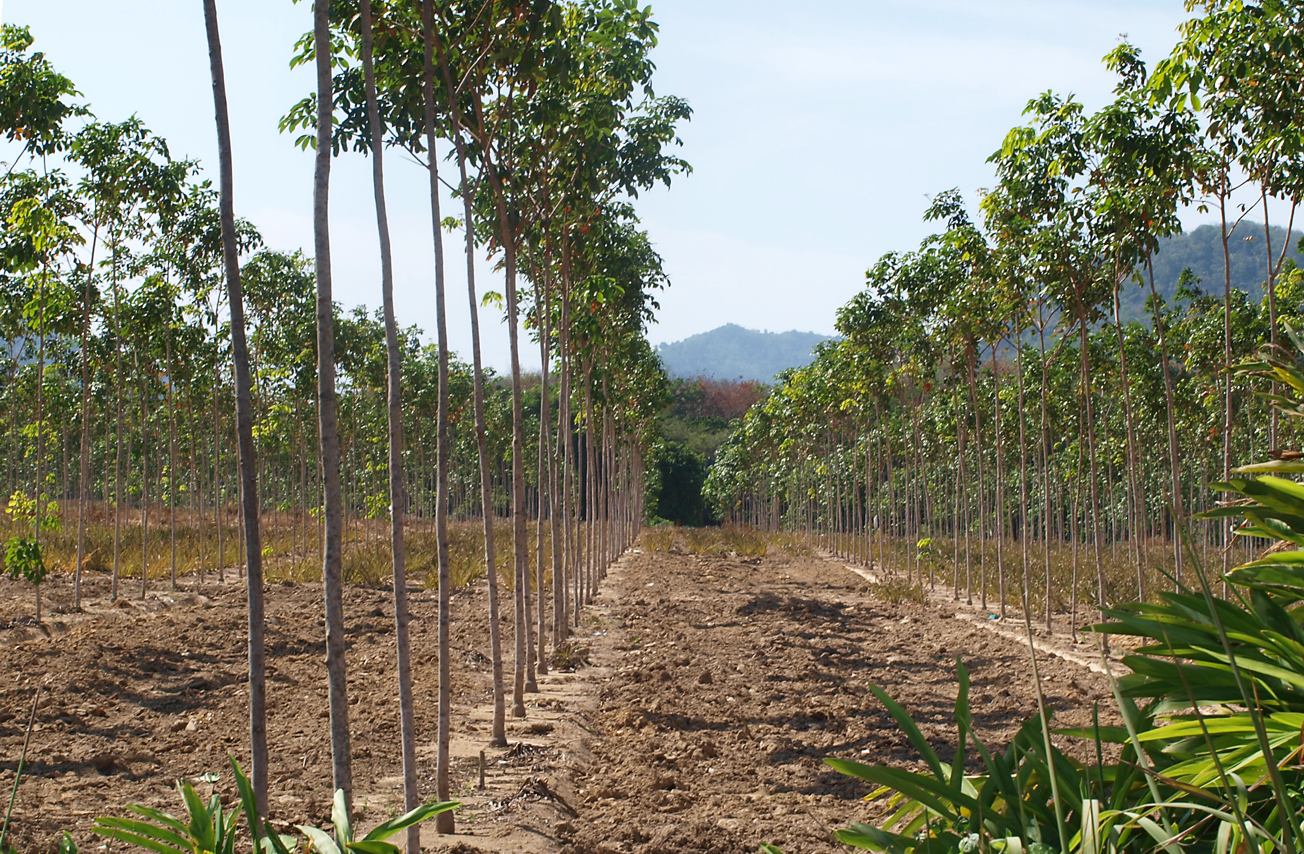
427, 544, 1112, 853
0, 543, 1111, 853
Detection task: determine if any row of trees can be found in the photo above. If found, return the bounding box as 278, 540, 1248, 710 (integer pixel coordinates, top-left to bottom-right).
706, 0, 1303, 627
1, 0, 689, 838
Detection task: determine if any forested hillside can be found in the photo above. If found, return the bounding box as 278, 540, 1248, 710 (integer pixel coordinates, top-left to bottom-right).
655, 323, 831, 381
1124, 221, 1304, 318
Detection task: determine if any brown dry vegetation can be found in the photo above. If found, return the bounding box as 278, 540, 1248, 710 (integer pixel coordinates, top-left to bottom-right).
1, 506, 553, 604
825, 531, 1248, 622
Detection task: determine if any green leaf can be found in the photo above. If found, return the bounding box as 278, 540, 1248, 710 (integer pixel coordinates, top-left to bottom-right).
91, 819, 188, 854
867, 684, 947, 781
361, 801, 458, 842
1233, 460, 1304, 474
345, 842, 397, 854
824, 759, 974, 816
123, 804, 191, 838
833, 822, 915, 851
330, 789, 351, 844
298, 825, 344, 854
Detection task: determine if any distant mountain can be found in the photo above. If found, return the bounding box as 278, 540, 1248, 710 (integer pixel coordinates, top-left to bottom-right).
1122, 222, 1304, 319
655, 225, 1299, 383
656, 324, 833, 383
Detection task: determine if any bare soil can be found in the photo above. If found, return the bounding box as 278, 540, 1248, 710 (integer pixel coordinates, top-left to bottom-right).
0, 543, 1111, 853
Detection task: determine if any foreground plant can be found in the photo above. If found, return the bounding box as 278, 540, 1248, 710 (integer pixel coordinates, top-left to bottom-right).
819, 592, 1304, 851
823, 664, 1170, 852
84, 758, 456, 854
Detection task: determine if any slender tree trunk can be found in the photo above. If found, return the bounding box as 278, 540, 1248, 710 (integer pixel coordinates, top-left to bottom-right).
213, 359, 222, 583
533, 275, 551, 674
419, 0, 455, 828
139, 351, 149, 599
549, 257, 567, 645
467, 94, 531, 721
359, 2, 417, 844
1070, 426, 1083, 642
311, 0, 353, 805
956, 394, 970, 602
1219, 185, 1234, 585
558, 272, 575, 633
1076, 309, 1106, 630
584, 375, 597, 604
167, 335, 178, 591
992, 345, 1006, 616
964, 341, 986, 608
112, 240, 124, 601
1264, 191, 1279, 448
33, 242, 47, 622
202, 0, 269, 813
5, 356, 14, 505
1036, 305, 1053, 629
1014, 318, 1031, 623
75, 223, 99, 610
434, 38, 507, 749
1110, 272, 1144, 598
1146, 255, 1185, 583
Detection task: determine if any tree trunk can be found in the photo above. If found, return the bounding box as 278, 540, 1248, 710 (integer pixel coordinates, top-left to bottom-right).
533, 275, 552, 674
1013, 317, 1031, 622
1110, 270, 1144, 598
1076, 309, 1106, 630
434, 32, 506, 749
992, 345, 1006, 616
138, 351, 149, 599
112, 239, 124, 602
34, 239, 47, 622
167, 334, 178, 591
359, 1, 418, 845
75, 223, 99, 610
1037, 303, 1053, 629
1219, 185, 1234, 586
1146, 255, 1185, 584
419, 0, 455, 829
311, 0, 353, 806
467, 89, 531, 722
202, 0, 270, 813
964, 341, 985, 608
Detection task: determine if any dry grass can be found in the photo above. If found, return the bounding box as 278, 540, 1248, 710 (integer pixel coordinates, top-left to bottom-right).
866, 576, 929, 605
550, 638, 592, 671
5, 501, 593, 594
819, 528, 1250, 619
640, 525, 676, 554
639, 525, 810, 559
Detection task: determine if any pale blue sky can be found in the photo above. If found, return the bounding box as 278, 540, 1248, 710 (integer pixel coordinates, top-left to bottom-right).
2, 1, 1193, 369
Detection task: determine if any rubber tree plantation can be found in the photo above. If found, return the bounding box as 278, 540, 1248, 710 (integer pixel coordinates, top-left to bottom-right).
4, 1, 1304, 853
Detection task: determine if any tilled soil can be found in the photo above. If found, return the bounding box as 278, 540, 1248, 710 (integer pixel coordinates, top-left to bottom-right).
0, 571, 509, 851
556, 548, 1109, 853
0, 544, 1111, 853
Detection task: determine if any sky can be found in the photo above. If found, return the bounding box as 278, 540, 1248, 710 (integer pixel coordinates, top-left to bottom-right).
1, 1, 1196, 370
